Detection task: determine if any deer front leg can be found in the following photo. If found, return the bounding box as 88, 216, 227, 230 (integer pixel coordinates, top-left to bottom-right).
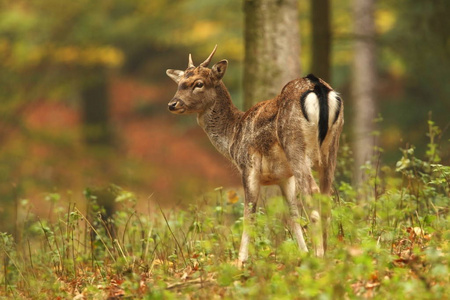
238, 168, 260, 265
279, 176, 308, 252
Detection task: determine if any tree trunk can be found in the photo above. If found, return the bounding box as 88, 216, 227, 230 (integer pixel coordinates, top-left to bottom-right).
243, 0, 301, 110
81, 72, 112, 147
81, 73, 116, 222
311, 0, 331, 82
352, 0, 377, 185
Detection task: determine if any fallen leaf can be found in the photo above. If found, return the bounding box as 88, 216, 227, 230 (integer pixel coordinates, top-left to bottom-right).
413, 227, 423, 237
227, 190, 239, 204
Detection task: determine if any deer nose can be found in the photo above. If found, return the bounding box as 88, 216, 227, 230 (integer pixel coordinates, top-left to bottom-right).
168, 101, 178, 111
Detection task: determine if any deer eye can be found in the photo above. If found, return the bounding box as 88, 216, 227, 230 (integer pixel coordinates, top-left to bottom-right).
194, 82, 204, 89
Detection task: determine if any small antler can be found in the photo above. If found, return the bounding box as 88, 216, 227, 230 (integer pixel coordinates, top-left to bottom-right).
188, 53, 195, 68
200, 45, 218, 67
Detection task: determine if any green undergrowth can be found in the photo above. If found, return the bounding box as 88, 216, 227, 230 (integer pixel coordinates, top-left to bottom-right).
0, 122, 449, 299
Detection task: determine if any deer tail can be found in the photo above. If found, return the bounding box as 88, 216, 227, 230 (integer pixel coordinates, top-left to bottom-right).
300, 74, 342, 145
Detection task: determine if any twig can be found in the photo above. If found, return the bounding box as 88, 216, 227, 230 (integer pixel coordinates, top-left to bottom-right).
122, 210, 136, 254
166, 276, 215, 290
156, 202, 189, 268
98, 214, 117, 254
26, 238, 36, 279
333, 186, 345, 240
114, 239, 129, 265
143, 224, 153, 262
74, 208, 116, 263
371, 152, 381, 235
1, 248, 27, 286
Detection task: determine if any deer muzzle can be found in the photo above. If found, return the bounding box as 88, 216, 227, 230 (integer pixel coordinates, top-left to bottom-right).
168, 98, 185, 114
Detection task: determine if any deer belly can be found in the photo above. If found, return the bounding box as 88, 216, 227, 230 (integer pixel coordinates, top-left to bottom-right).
260, 147, 293, 185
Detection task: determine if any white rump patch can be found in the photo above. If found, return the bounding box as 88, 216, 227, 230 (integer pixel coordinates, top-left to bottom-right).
303, 92, 320, 125
328, 91, 341, 127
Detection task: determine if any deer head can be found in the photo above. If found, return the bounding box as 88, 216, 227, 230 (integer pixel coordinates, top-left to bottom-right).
166, 45, 228, 114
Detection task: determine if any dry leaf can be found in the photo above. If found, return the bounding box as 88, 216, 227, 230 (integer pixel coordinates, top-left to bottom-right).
227, 190, 239, 204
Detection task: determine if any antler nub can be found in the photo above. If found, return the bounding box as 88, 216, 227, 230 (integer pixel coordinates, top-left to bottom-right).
188, 53, 195, 68
200, 44, 218, 67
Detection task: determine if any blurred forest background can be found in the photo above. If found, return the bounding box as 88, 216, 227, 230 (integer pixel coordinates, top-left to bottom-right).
0, 0, 449, 233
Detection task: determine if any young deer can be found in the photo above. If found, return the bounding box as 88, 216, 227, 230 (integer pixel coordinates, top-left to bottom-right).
166, 46, 343, 264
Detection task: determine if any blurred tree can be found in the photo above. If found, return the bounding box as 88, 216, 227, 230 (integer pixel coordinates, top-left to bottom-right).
310, 0, 331, 82
382, 0, 450, 162
0, 0, 244, 144
352, 0, 377, 185
0, 1, 125, 147
0, 0, 244, 232
81, 72, 112, 146
243, 0, 301, 109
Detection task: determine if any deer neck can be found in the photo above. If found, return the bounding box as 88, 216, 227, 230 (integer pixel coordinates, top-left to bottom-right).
197, 82, 242, 160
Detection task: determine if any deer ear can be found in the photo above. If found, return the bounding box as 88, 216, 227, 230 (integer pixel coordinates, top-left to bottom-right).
211, 60, 228, 81
166, 69, 184, 83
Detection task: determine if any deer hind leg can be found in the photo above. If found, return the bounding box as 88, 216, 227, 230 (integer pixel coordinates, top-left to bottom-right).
317, 164, 332, 253
238, 167, 260, 265
303, 166, 325, 257
299, 168, 325, 257
318, 134, 340, 252
279, 176, 308, 253
282, 142, 325, 257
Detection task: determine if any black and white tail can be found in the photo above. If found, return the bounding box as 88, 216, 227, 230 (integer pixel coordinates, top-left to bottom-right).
300, 74, 342, 145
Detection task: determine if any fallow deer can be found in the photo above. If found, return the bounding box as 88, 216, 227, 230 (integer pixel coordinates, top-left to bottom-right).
166, 46, 344, 265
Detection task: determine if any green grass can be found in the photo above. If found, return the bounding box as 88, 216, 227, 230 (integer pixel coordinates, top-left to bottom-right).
1, 126, 449, 299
